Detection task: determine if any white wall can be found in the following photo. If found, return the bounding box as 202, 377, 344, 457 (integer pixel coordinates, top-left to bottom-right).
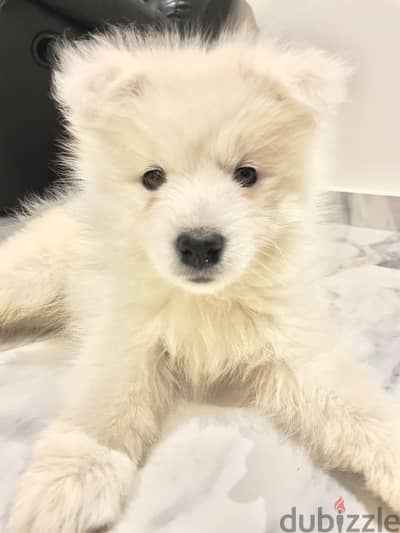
248, 0, 400, 196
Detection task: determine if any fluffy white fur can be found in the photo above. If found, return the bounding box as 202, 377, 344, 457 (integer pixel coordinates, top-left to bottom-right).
1, 29, 399, 532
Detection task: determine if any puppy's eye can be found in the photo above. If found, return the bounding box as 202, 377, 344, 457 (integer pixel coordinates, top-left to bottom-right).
233, 166, 258, 187
142, 168, 166, 191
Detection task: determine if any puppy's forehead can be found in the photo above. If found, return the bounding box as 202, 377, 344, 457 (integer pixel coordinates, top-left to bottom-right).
126, 54, 304, 158
140, 50, 255, 102
132, 51, 267, 116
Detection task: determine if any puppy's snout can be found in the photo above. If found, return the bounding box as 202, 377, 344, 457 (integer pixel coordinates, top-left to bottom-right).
176, 231, 225, 269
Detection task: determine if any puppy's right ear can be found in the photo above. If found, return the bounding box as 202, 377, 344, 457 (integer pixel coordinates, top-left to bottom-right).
53, 34, 143, 127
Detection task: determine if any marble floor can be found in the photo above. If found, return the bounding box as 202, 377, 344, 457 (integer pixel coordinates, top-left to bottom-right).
325, 224, 400, 392
0, 220, 399, 532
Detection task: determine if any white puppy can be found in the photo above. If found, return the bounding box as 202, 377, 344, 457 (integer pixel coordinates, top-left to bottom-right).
2, 29, 399, 533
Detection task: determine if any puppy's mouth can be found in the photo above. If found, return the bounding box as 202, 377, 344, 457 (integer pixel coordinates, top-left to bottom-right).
172, 267, 230, 294
189, 276, 214, 284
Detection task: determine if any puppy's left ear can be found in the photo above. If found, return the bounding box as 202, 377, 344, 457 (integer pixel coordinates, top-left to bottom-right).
262, 45, 351, 116
52, 34, 142, 127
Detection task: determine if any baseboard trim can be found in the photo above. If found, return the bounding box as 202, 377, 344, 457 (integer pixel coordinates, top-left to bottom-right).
327, 191, 400, 232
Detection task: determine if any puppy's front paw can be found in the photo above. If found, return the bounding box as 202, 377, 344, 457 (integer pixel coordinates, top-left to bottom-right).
366, 465, 400, 515
7, 424, 136, 533
375, 479, 400, 516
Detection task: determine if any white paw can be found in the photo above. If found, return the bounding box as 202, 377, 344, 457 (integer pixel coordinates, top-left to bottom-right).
366, 467, 400, 515
375, 479, 400, 516
7, 425, 136, 533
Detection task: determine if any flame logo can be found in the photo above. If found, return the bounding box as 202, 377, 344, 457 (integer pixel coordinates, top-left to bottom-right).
334, 497, 346, 513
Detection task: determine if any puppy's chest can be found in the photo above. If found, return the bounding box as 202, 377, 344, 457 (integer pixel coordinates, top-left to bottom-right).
161, 302, 274, 380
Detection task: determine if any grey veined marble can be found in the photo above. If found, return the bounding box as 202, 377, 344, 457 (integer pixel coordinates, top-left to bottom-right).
0, 222, 399, 532
326, 224, 400, 391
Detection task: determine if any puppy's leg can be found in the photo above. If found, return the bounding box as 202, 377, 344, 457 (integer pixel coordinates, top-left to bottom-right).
0, 204, 79, 346
250, 351, 400, 513
7, 336, 176, 533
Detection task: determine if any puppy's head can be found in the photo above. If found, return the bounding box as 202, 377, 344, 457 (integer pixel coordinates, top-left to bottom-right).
54, 31, 347, 294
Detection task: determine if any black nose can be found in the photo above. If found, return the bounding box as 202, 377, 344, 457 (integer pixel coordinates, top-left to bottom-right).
176, 231, 225, 269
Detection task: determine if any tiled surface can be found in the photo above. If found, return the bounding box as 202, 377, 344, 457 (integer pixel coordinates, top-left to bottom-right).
0, 222, 399, 532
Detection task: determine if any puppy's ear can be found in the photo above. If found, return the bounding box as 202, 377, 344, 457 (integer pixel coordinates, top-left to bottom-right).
259, 45, 350, 116
53, 35, 142, 126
